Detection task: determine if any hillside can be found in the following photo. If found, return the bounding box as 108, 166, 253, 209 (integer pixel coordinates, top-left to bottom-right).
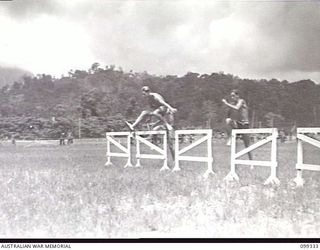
0, 66, 32, 87
0, 63, 319, 139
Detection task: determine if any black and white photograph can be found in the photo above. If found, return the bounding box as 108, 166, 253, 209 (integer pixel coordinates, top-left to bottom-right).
0, 0, 320, 241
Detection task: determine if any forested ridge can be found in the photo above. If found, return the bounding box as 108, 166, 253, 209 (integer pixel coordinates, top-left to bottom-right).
0, 63, 319, 139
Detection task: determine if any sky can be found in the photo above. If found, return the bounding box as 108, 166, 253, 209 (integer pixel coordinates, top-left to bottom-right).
0, 0, 319, 83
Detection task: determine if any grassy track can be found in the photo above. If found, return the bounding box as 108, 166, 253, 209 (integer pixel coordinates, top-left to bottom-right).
0, 139, 319, 238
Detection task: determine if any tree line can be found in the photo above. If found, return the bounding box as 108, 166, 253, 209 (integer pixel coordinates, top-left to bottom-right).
0, 63, 319, 139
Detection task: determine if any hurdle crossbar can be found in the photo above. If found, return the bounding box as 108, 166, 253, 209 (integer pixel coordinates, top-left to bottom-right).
105, 132, 133, 168
225, 128, 280, 185
134, 131, 169, 171
173, 129, 214, 178
294, 127, 320, 187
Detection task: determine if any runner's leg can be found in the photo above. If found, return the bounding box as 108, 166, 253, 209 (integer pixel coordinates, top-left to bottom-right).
151, 107, 173, 130
132, 110, 151, 128
226, 118, 236, 146
239, 123, 253, 160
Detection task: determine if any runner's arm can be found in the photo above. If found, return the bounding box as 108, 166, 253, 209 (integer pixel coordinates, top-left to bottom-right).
222, 99, 244, 110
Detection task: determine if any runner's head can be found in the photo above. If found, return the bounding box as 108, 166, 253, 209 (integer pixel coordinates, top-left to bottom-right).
141, 86, 150, 96
230, 89, 240, 101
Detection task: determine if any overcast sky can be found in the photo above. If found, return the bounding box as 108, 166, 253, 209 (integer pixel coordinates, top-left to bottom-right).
0, 0, 319, 83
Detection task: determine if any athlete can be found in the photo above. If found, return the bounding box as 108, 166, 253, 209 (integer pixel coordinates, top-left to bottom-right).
222, 89, 253, 160
125, 86, 177, 131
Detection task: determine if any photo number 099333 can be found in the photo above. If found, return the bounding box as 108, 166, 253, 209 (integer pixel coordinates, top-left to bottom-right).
300, 244, 319, 248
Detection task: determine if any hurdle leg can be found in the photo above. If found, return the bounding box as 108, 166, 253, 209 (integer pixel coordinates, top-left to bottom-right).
203, 131, 214, 178
160, 132, 170, 171
203, 158, 214, 179
105, 137, 114, 167
135, 136, 142, 167
264, 163, 280, 185
225, 132, 239, 182
124, 133, 133, 168
105, 156, 113, 167
264, 129, 280, 185
293, 138, 304, 187
172, 132, 181, 172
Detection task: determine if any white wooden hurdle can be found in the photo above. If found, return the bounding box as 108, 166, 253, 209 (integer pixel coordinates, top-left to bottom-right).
172, 129, 214, 178
105, 132, 133, 168
225, 128, 280, 185
294, 127, 320, 187
134, 130, 170, 171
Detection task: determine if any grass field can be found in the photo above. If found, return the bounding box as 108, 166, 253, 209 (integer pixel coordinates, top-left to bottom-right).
0, 138, 320, 238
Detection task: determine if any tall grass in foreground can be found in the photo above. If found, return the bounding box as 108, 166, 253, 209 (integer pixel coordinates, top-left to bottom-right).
0, 140, 319, 237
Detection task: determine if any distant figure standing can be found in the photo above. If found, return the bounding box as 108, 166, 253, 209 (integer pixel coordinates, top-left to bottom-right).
59, 133, 66, 146
11, 135, 16, 145
125, 86, 177, 131
222, 89, 253, 160
67, 131, 74, 145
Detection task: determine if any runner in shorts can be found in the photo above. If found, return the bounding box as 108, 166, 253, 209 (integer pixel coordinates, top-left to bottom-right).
222, 89, 253, 161
125, 86, 177, 131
